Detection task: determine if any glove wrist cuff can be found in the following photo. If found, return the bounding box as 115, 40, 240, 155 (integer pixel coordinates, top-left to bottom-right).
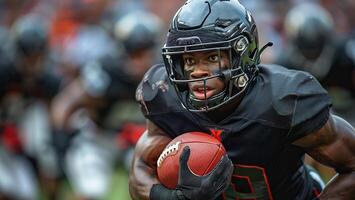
150, 184, 186, 200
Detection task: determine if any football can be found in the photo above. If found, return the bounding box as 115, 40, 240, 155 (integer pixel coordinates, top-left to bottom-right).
157, 131, 226, 189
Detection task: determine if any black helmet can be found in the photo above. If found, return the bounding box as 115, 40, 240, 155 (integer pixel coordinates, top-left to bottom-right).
12, 15, 48, 57
114, 10, 162, 54
162, 0, 264, 112
284, 3, 334, 60
80, 55, 137, 127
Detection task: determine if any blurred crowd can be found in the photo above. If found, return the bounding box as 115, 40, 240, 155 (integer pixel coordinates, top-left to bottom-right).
0, 0, 353, 200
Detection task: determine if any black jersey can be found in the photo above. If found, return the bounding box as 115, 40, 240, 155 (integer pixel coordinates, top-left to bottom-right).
136, 64, 332, 200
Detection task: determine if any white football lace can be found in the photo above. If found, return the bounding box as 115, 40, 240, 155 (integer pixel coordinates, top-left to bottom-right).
157, 141, 181, 167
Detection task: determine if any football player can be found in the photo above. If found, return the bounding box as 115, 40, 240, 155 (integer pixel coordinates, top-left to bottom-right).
129, 0, 355, 200
0, 14, 63, 200
277, 2, 355, 182
277, 2, 355, 118
51, 55, 135, 200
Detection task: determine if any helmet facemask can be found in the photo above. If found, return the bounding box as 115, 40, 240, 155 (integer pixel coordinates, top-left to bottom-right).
163, 35, 258, 112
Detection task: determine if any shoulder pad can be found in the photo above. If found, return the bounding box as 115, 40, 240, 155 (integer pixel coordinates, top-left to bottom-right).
136, 64, 176, 115
259, 64, 331, 140
136, 64, 168, 101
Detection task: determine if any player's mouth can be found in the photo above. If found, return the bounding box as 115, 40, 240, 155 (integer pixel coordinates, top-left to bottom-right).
191, 85, 216, 99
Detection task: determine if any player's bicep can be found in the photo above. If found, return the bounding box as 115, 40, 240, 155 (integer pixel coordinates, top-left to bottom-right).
293, 114, 355, 173
135, 120, 172, 168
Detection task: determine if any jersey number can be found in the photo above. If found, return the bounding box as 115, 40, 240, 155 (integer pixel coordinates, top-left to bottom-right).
223, 164, 273, 200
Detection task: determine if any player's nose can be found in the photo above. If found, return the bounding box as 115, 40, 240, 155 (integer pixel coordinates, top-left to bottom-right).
190, 68, 210, 79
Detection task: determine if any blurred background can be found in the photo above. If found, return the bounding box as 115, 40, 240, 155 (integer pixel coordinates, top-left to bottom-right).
0, 0, 353, 199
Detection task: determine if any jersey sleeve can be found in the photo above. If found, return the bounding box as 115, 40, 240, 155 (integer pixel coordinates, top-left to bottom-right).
283, 71, 332, 143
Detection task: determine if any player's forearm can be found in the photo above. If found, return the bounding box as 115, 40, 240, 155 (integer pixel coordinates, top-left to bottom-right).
319, 172, 355, 200
129, 132, 161, 200
129, 158, 159, 200
319, 116, 355, 199
51, 80, 85, 129
129, 122, 172, 199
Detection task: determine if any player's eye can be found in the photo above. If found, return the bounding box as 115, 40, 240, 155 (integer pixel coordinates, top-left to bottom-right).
208, 55, 219, 62
184, 57, 195, 66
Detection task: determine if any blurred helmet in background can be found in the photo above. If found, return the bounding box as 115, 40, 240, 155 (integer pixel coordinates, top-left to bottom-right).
80, 55, 137, 127
12, 14, 48, 57
284, 2, 334, 60
113, 11, 163, 81
113, 10, 162, 54
12, 14, 49, 76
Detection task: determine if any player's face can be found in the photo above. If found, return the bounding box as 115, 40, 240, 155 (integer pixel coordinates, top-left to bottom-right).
182, 50, 229, 100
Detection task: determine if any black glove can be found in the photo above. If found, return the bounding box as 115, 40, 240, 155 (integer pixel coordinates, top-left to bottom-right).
150, 146, 233, 200
176, 146, 233, 200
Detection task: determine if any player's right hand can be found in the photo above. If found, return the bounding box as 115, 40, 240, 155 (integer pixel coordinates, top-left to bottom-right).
176, 146, 234, 200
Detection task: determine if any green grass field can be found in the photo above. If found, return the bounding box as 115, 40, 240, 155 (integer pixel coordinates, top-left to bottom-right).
106, 167, 132, 200
38, 166, 132, 200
